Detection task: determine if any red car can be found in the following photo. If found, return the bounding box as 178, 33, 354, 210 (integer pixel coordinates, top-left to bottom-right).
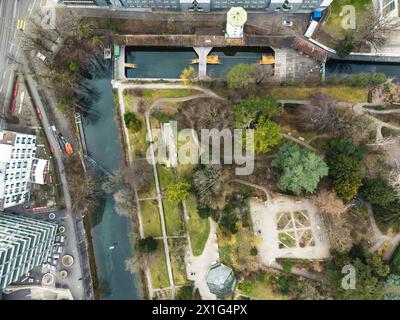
36, 106, 42, 120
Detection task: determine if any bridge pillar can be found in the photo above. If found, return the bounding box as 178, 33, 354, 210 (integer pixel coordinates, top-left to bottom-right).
193, 47, 213, 81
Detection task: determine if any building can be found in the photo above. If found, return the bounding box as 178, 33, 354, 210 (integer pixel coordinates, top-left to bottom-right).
206, 263, 236, 298
0, 130, 49, 211
377, 0, 399, 17
0, 213, 57, 289
60, 0, 333, 12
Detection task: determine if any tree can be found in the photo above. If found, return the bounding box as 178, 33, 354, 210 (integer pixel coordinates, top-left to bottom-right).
355, 6, 400, 51
383, 274, 400, 300
233, 96, 280, 129
124, 112, 142, 131
326, 246, 390, 300
331, 108, 372, 143
272, 143, 328, 195
180, 66, 197, 85
297, 93, 339, 133
113, 189, 134, 217
330, 155, 364, 202
334, 34, 354, 58
138, 236, 158, 253
227, 64, 256, 90
165, 181, 191, 203
186, 99, 233, 131
193, 164, 225, 208
373, 199, 400, 225
253, 115, 282, 154
313, 189, 346, 217
360, 176, 397, 207
326, 139, 366, 202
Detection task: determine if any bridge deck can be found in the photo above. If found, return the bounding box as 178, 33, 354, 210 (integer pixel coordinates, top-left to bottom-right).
114, 34, 292, 48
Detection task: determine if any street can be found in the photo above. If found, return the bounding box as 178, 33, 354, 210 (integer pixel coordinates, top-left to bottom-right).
0, 0, 38, 129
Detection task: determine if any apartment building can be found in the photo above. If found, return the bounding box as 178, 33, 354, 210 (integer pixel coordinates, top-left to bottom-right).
60, 0, 333, 12
0, 130, 49, 211
0, 213, 57, 289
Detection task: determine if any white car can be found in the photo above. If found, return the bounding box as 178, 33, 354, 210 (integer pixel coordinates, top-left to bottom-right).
282, 20, 294, 27
36, 51, 47, 63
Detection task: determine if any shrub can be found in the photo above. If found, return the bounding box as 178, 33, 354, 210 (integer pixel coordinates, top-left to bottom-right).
250, 247, 258, 256
124, 112, 142, 131
138, 236, 158, 253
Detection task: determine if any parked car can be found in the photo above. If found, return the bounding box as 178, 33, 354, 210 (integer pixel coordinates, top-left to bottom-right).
36, 51, 48, 63
282, 20, 293, 27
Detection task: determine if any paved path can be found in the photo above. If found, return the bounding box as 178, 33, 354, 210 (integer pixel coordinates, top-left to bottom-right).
186, 218, 218, 300
283, 133, 319, 153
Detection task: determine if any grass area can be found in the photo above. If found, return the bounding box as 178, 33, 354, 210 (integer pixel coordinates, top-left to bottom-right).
129, 123, 148, 157
322, 0, 372, 38
142, 89, 198, 100
163, 199, 185, 236
169, 239, 188, 286
149, 240, 170, 289
122, 92, 138, 112
269, 86, 368, 103
157, 164, 185, 235
140, 200, 162, 237
157, 164, 176, 189
238, 273, 289, 300
186, 195, 210, 256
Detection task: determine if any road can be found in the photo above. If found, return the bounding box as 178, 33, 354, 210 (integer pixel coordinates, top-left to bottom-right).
0, 0, 38, 129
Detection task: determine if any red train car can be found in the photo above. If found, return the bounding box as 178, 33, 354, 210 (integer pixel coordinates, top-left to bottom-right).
9, 79, 19, 113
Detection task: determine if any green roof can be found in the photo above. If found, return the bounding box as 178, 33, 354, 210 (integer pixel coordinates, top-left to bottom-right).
206, 263, 236, 298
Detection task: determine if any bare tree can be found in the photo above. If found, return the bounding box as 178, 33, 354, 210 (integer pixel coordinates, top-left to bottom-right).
186, 99, 233, 132
312, 189, 346, 217
356, 6, 400, 51
297, 93, 338, 133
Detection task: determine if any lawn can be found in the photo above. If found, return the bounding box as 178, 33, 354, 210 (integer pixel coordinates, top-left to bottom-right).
322, 0, 372, 38
142, 89, 198, 100
149, 240, 170, 289
169, 239, 188, 286
157, 164, 185, 235
140, 200, 162, 237
129, 119, 149, 157
237, 273, 289, 300
269, 86, 368, 103
137, 163, 156, 199
186, 195, 210, 256
163, 199, 185, 236
157, 164, 176, 191
122, 91, 138, 112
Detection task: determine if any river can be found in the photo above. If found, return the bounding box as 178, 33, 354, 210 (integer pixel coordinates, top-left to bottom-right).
83, 73, 140, 300
326, 60, 400, 80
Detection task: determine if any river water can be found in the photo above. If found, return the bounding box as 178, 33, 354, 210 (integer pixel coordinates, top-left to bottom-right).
326, 60, 400, 80
83, 75, 140, 300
